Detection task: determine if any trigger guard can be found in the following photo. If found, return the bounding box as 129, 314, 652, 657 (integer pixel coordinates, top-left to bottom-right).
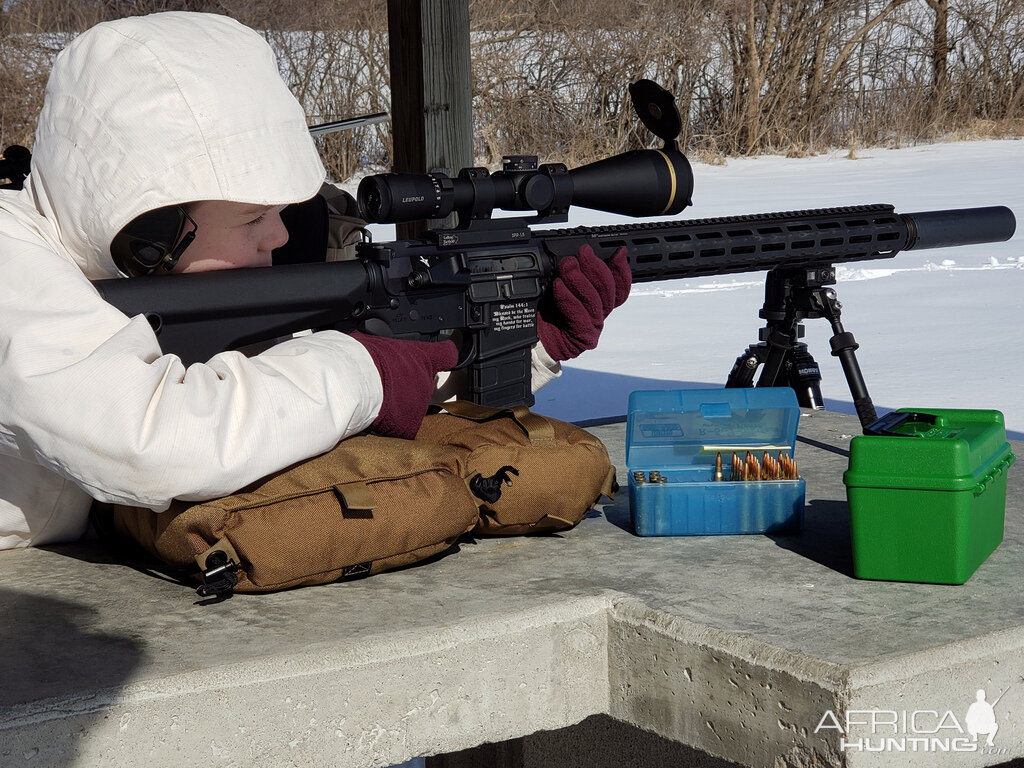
451, 330, 476, 369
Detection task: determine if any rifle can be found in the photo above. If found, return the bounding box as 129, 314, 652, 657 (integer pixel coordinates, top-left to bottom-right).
93, 82, 1016, 431
307, 111, 390, 136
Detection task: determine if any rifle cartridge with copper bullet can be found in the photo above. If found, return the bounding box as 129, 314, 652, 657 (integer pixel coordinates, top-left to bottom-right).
748, 452, 762, 482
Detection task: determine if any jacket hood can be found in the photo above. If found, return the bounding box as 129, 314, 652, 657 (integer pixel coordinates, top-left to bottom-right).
29, 12, 326, 278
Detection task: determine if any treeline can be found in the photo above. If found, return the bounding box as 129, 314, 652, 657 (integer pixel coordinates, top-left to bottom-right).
2, 0, 1022, 182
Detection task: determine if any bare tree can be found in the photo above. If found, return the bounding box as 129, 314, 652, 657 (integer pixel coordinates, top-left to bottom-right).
3, 0, 1023, 175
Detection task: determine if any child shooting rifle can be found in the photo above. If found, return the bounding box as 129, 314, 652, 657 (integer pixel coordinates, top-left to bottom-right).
0, 12, 629, 550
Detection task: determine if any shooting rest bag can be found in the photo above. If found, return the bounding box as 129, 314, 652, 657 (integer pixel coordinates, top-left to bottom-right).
97, 404, 616, 598
99, 433, 481, 596
416, 401, 618, 535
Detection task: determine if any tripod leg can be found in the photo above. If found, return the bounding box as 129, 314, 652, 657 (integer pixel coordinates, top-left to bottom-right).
726, 347, 763, 388
812, 287, 878, 430
726, 329, 792, 390
830, 327, 877, 429
754, 330, 792, 389
787, 344, 825, 409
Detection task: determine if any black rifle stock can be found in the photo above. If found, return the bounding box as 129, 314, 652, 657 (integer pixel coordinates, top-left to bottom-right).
94, 203, 1015, 411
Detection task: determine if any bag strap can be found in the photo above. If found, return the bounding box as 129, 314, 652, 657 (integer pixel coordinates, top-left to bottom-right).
436, 400, 556, 445
332, 480, 376, 513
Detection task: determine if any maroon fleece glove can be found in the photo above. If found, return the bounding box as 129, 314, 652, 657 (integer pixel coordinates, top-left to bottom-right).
536, 244, 631, 361
350, 332, 458, 439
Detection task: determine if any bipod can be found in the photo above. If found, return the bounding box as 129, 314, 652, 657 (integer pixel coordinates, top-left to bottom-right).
725, 265, 878, 431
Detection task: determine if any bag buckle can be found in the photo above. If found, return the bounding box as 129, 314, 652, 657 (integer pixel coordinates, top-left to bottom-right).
469, 465, 519, 503
195, 550, 240, 602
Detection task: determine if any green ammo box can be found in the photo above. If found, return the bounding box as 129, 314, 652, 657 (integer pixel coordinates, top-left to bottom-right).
844, 408, 1016, 585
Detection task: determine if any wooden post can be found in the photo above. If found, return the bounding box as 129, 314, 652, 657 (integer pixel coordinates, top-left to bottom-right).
386, 0, 473, 235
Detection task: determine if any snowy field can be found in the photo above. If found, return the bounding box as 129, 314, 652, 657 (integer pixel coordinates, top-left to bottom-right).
365, 139, 1023, 437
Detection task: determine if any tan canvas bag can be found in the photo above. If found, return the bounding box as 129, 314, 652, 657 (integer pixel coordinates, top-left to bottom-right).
416, 402, 618, 535
97, 403, 617, 598
98, 433, 480, 597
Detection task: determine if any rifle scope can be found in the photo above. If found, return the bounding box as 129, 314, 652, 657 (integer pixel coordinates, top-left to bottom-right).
357, 147, 694, 226
358, 78, 694, 227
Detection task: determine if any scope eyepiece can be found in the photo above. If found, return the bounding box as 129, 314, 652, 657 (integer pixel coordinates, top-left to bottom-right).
358, 171, 454, 223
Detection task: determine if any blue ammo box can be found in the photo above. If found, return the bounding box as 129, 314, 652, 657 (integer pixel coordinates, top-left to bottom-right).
627, 388, 805, 536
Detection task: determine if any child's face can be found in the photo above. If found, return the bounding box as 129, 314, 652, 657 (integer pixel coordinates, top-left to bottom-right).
170, 200, 289, 273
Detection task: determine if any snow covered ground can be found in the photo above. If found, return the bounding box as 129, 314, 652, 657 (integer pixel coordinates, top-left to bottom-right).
364, 139, 1023, 437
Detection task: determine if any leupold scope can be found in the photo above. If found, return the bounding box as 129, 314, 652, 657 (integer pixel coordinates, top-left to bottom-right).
357, 80, 693, 226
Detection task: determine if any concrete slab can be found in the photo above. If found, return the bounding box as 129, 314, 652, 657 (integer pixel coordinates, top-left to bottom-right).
1, 409, 1021, 768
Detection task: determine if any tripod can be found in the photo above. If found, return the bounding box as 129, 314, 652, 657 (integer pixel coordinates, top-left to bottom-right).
725, 265, 878, 431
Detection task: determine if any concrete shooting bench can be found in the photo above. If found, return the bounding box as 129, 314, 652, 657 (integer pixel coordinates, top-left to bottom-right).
1, 409, 1022, 768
